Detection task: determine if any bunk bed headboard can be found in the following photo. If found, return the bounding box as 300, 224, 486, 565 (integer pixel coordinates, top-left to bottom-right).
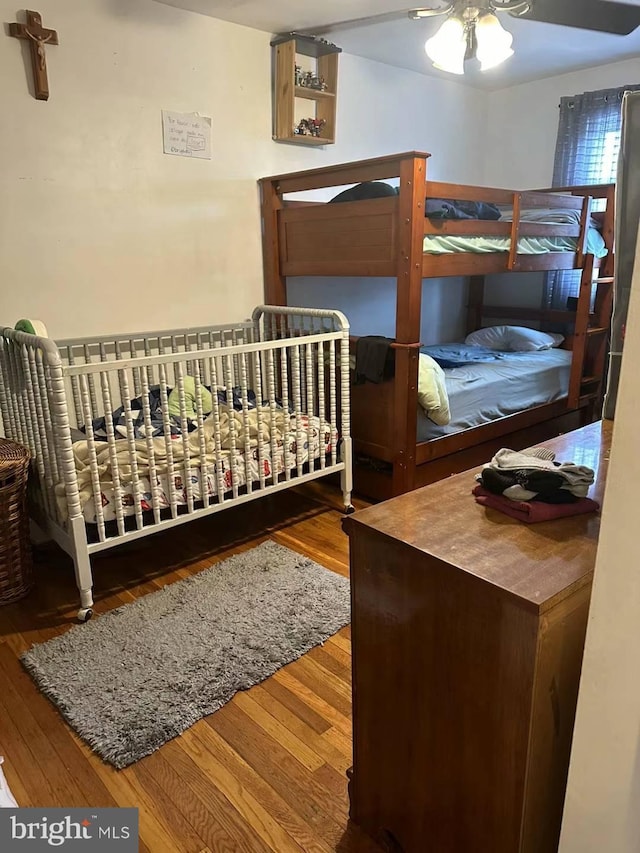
259, 151, 431, 305
260, 150, 431, 195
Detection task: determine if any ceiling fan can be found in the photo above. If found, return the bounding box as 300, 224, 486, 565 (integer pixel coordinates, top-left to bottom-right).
298, 0, 640, 76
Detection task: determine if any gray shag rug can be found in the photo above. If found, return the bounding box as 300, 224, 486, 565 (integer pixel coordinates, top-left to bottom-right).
22, 540, 351, 769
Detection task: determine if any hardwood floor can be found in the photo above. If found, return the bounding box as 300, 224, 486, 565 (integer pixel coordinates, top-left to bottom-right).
0, 485, 379, 853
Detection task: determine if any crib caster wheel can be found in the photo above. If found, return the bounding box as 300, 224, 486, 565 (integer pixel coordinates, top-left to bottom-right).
344, 504, 356, 515
77, 607, 94, 623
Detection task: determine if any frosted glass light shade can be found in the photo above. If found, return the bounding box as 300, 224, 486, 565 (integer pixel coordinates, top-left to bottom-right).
425, 17, 466, 75
475, 12, 514, 71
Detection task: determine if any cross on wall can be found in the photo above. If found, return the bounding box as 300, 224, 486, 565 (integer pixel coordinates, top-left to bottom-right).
9, 10, 58, 101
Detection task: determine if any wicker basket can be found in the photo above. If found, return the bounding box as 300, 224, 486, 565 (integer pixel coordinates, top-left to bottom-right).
0, 438, 33, 604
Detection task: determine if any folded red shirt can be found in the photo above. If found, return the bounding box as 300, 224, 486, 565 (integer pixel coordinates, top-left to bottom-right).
472, 485, 599, 524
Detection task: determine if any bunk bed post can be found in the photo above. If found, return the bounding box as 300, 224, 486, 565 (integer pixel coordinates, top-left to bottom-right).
259, 177, 287, 305
392, 153, 430, 496
466, 275, 485, 334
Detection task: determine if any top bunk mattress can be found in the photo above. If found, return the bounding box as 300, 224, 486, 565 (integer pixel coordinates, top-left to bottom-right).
423, 205, 607, 257
422, 229, 607, 257
417, 347, 572, 443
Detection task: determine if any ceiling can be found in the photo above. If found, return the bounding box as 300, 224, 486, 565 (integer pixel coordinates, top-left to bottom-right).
154, 0, 640, 90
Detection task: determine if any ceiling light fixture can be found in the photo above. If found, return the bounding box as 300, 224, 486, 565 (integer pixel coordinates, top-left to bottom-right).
421, 1, 527, 74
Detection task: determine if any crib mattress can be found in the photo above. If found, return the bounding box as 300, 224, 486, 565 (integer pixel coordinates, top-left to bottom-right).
70, 414, 335, 523
422, 228, 607, 257
417, 348, 572, 442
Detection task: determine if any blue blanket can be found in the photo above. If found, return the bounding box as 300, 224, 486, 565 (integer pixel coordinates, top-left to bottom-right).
420, 344, 506, 369
329, 182, 501, 220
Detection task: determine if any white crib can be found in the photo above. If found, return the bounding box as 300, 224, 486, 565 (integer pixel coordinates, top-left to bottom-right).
0, 306, 353, 621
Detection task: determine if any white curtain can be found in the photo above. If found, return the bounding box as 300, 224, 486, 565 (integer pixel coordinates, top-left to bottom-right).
544, 84, 640, 311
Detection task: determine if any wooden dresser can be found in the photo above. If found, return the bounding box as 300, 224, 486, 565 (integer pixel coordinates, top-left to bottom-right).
343, 421, 612, 853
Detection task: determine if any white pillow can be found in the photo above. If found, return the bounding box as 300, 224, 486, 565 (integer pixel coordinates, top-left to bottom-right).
465, 325, 564, 352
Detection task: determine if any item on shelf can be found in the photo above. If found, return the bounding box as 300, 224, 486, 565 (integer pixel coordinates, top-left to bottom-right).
294, 117, 326, 137
297, 70, 327, 91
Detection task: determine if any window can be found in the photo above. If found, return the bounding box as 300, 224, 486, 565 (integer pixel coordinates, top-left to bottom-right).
552, 85, 635, 188
598, 129, 621, 184
544, 84, 640, 310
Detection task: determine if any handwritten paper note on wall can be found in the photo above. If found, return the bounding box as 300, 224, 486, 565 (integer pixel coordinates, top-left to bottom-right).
162, 110, 212, 159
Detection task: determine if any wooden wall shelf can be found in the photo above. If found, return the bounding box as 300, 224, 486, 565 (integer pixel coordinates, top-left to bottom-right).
271, 35, 341, 146
277, 135, 329, 147
294, 86, 336, 101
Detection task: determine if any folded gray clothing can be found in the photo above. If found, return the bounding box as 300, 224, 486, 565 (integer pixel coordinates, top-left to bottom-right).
488, 448, 595, 490
521, 447, 556, 462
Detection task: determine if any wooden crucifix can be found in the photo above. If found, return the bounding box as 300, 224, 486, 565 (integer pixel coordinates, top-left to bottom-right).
9, 10, 58, 101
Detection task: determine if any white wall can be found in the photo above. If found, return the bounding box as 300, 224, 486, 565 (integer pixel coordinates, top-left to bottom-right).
484, 57, 640, 188
559, 231, 640, 853
288, 275, 469, 343
0, 0, 486, 340
289, 50, 486, 344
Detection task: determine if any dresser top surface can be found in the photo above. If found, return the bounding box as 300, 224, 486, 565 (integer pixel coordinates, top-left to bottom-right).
345, 421, 612, 609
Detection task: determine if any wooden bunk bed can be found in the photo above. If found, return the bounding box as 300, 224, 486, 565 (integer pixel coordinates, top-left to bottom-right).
259, 151, 615, 500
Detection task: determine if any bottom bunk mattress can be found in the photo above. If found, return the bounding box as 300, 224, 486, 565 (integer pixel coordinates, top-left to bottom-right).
58, 411, 336, 524
417, 347, 572, 442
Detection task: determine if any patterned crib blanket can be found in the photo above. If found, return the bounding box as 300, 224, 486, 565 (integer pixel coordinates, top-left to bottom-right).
57, 407, 336, 523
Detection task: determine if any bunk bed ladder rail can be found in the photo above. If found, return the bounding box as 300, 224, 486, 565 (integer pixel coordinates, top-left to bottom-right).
567, 187, 615, 412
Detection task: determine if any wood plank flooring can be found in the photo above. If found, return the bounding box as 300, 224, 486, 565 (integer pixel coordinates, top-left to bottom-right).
0, 485, 380, 852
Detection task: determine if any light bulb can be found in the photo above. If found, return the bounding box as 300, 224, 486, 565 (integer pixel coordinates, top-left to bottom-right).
475, 12, 514, 71
425, 17, 466, 75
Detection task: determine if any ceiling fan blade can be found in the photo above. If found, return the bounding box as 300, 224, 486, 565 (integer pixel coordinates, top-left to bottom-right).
510, 0, 640, 35
298, 5, 451, 36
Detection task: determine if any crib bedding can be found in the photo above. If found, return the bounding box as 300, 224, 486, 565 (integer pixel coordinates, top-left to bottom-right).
59, 408, 336, 523
417, 348, 572, 442
85, 382, 277, 441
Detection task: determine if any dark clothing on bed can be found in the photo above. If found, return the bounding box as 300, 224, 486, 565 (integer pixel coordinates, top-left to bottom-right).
329, 182, 501, 221
328, 182, 399, 203
425, 198, 501, 221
